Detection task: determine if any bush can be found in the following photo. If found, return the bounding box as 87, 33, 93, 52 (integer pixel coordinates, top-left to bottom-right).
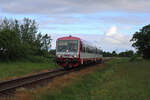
25, 56, 52, 63
129, 55, 138, 62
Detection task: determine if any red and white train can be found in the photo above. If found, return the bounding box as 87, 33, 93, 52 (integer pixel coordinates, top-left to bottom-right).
56, 36, 103, 69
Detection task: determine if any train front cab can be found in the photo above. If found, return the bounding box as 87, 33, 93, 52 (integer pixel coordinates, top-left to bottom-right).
56, 37, 81, 69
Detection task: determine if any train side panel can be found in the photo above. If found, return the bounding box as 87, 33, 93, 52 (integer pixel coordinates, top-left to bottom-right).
80, 52, 102, 64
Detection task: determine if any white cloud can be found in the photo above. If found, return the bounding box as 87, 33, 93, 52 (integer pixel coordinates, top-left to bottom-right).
106, 26, 117, 36
104, 26, 131, 45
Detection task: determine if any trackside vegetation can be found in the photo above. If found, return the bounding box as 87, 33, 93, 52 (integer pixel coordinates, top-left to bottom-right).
0, 59, 59, 81
33, 58, 150, 100
131, 24, 150, 59
0, 18, 52, 61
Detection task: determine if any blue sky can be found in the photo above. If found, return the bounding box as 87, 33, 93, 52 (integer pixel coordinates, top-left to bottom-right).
0, 0, 150, 52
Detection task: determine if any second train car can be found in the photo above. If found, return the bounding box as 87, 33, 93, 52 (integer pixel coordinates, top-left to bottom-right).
56, 35, 103, 69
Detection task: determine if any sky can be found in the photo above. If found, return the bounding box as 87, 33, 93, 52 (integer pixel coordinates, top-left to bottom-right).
0, 0, 150, 52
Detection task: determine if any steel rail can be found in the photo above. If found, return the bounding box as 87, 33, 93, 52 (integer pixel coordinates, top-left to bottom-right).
0, 70, 68, 93
0, 68, 64, 95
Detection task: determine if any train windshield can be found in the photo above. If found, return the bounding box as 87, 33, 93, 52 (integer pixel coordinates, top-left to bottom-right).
57, 40, 78, 52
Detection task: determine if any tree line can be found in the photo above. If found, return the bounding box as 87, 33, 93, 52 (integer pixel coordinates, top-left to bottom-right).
102, 50, 135, 57
0, 18, 52, 61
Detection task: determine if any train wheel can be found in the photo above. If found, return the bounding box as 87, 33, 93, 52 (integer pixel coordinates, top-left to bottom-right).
64, 65, 71, 70
99, 59, 103, 64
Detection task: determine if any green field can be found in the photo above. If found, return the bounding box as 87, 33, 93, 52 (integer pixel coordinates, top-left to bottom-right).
0, 60, 59, 81
33, 58, 150, 100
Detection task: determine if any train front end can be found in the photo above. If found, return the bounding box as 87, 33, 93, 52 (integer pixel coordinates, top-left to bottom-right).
56, 36, 81, 69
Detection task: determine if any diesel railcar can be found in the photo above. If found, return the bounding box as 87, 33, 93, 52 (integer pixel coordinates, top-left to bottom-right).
56, 36, 103, 69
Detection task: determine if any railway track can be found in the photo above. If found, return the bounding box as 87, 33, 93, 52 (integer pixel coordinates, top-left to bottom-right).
0, 60, 109, 99
0, 66, 85, 99
0, 68, 66, 98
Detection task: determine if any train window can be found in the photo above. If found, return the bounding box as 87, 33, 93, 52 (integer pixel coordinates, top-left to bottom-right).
80, 42, 99, 54
80, 43, 82, 52
88, 47, 94, 54
88, 47, 91, 53
57, 40, 78, 52
80, 42, 86, 52
85, 47, 88, 53
84, 47, 86, 52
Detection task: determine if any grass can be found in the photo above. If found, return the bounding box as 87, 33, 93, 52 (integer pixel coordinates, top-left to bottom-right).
34, 58, 150, 100
0, 59, 59, 81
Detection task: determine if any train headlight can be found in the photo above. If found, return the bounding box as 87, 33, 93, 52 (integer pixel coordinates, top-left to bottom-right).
57, 55, 61, 58
73, 54, 77, 58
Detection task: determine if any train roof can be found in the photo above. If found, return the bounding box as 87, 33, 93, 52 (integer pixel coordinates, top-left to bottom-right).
57, 36, 80, 40
57, 36, 95, 46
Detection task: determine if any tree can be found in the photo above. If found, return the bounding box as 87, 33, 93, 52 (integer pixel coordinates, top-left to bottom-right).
0, 18, 52, 61
112, 51, 117, 56
0, 29, 22, 60
42, 34, 52, 52
20, 18, 37, 44
131, 24, 150, 59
